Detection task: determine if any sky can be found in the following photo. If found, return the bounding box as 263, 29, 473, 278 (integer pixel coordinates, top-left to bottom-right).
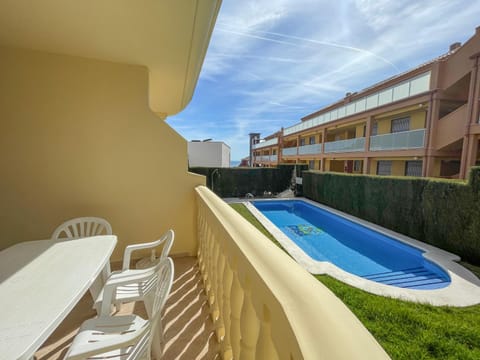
167, 0, 480, 161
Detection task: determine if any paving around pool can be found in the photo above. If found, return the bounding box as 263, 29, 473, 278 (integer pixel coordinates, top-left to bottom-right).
238, 197, 480, 307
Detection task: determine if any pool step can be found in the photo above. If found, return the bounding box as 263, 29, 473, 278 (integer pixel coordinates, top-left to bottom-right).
362, 267, 450, 290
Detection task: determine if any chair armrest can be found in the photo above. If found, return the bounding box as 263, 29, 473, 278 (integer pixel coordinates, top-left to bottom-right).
122, 230, 173, 271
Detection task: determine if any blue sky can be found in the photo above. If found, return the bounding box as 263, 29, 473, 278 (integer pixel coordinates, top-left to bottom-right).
167, 0, 480, 161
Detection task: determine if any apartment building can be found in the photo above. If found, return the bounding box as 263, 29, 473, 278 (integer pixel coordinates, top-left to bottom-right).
252, 27, 480, 179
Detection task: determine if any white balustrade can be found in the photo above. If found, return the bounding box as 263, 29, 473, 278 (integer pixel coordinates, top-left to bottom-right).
195, 186, 390, 360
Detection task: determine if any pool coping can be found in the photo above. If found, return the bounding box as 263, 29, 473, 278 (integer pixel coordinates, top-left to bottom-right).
242, 197, 480, 307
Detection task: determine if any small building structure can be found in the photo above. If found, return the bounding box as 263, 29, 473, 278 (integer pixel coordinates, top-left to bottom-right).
188, 140, 231, 167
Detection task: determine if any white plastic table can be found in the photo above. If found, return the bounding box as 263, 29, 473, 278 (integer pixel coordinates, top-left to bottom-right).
0, 235, 117, 360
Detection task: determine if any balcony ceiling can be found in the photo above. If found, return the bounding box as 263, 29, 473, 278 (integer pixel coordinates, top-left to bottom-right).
0, 0, 221, 118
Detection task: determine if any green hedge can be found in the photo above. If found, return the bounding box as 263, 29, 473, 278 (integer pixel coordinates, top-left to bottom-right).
190, 164, 308, 198
303, 167, 480, 264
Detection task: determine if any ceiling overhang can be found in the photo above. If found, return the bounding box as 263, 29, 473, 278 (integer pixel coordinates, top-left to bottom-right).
0, 0, 222, 118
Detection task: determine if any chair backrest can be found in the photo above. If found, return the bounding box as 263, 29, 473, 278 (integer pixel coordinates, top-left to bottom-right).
131, 258, 174, 359
158, 229, 174, 262
51, 217, 113, 240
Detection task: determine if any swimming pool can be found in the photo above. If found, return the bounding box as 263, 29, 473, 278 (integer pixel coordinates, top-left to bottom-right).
252, 199, 450, 290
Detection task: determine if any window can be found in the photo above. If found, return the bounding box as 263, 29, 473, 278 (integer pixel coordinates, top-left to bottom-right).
309, 160, 315, 169
376, 160, 392, 176
391, 116, 410, 133
309, 136, 315, 145
371, 122, 378, 136
272, 149, 277, 155
405, 160, 422, 177
300, 138, 306, 146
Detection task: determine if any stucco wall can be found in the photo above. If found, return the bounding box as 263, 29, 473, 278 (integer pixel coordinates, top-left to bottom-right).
0, 46, 205, 260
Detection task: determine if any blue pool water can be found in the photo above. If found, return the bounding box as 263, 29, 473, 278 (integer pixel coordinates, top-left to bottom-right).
252, 200, 450, 290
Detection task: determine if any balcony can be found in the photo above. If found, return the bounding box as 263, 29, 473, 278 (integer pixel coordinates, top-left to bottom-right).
282, 146, 298, 156
34, 187, 389, 359
324, 137, 366, 153
298, 143, 322, 155
35, 256, 219, 360
253, 138, 279, 149
370, 129, 425, 151
256, 155, 278, 163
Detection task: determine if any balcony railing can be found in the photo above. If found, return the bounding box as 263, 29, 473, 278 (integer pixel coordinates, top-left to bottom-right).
253, 138, 278, 149
195, 186, 389, 360
370, 129, 425, 151
298, 143, 322, 155
324, 137, 366, 153
256, 155, 278, 162
282, 147, 298, 156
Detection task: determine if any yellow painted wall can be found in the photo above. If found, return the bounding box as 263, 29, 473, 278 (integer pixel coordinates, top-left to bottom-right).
355, 124, 365, 138
376, 119, 391, 135
375, 111, 426, 134
0, 46, 205, 260
391, 161, 406, 176
411, 111, 427, 130
329, 160, 345, 173
432, 158, 441, 177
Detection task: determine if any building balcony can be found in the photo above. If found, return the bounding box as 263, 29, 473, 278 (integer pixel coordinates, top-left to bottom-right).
253, 138, 279, 149
370, 129, 425, 151
282, 146, 298, 156
298, 143, 322, 155
324, 137, 366, 153
256, 155, 278, 163
35, 186, 389, 359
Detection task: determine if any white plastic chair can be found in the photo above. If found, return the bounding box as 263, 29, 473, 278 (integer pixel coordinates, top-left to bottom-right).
93, 230, 174, 313
123, 229, 174, 271
52, 217, 113, 300
51, 217, 113, 241
64, 257, 174, 360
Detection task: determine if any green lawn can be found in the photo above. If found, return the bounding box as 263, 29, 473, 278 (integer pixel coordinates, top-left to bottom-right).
230, 203, 480, 360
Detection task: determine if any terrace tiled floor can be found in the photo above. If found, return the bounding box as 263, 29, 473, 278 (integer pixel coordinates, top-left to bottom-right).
34, 257, 219, 360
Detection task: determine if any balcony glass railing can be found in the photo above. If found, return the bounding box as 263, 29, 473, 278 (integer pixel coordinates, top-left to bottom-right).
298, 143, 322, 155
253, 138, 278, 149
370, 129, 425, 151
256, 155, 277, 162
283, 72, 431, 136
324, 137, 366, 153
282, 147, 298, 156
195, 186, 389, 359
